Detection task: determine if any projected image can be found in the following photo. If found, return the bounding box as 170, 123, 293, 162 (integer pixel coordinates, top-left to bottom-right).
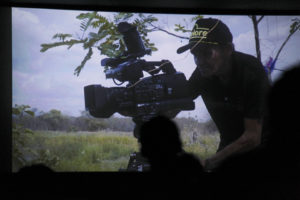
12, 8, 300, 172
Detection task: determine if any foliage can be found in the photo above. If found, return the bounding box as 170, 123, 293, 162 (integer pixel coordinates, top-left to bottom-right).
40, 12, 160, 76
181, 131, 219, 160
52, 33, 73, 41
21, 131, 140, 171
249, 16, 299, 76
174, 15, 203, 33
40, 11, 203, 76
87, 119, 107, 131
12, 104, 34, 117
40, 39, 87, 52
15, 130, 218, 172
290, 18, 300, 34
38, 109, 67, 131
14, 108, 217, 134
12, 105, 62, 171
12, 106, 220, 171
273, 17, 300, 63
175, 117, 218, 134
13, 109, 135, 132
12, 104, 35, 171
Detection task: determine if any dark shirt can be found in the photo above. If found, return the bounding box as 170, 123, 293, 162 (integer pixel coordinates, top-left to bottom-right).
188, 51, 270, 152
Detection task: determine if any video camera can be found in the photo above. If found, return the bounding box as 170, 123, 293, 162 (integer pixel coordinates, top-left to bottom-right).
83, 22, 195, 171
84, 21, 195, 124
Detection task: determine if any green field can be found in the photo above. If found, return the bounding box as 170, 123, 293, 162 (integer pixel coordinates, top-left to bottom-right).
13, 130, 220, 172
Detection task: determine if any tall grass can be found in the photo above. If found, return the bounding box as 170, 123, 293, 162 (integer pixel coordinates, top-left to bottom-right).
15, 130, 219, 172
181, 131, 220, 160
20, 131, 139, 172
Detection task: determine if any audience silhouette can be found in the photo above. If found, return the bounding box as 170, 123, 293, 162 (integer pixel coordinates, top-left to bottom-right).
138, 115, 204, 192
252, 63, 300, 200
263, 63, 300, 176
18, 163, 54, 174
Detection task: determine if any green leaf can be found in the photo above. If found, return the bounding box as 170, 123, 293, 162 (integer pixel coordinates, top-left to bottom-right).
95, 14, 109, 23
77, 11, 98, 39
88, 31, 109, 41
290, 18, 300, 34
52, 33, 72, 41
74, 47, 93, 76
24, 128, 34, 134
83, 38, 97, 49
91, 14, 109, 28
12, 104, 32, 116
40, 39, 86, 52
25, 110, 35, 117
12, 107, 21, 115
23, 105, 30, 109
76, 12, 97, 20
114, 13, 134, 23
174, 24, 191, 33
191, 15, 203, 22
143, 15, 158, 24
13, 130, 20, 136
150, 47, 157, 52
290, 21, 297, 33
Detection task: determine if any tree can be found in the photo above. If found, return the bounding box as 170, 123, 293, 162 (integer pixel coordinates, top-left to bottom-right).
41, 13, 299, 79
12, 104, 35, 171
39, 109, 67, 131
249, 16, 300, 79
40, 11, 204, 76
87, 119, 107, 131
273, 18, 300, 64
41, 12, 160, 76
250, 15, 264, 63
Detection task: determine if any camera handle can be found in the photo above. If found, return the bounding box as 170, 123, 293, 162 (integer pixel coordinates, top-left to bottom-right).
143, 60, 176, 75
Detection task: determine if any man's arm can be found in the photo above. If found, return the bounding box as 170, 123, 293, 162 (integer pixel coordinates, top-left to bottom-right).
204, 118, 262, 171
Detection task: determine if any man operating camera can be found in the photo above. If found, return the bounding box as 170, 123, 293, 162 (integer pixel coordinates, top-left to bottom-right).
177, 18, 270, 172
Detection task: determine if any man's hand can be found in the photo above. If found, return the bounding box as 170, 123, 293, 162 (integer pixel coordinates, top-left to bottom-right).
202, 118, 262, 172
200, 159, 206, 167
203, 158, 220, 172
161, 60, 176, 74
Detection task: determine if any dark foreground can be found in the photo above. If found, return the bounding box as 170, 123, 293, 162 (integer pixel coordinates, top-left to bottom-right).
3, 171, 300, 200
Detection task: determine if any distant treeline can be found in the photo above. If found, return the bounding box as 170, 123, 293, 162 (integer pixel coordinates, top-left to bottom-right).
13, 109, 218, 134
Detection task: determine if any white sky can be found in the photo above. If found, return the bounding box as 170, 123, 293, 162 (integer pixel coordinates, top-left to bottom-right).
12, 8, 300, 121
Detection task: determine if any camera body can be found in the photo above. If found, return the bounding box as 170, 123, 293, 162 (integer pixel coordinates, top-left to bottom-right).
84, 71, 194, 119
84, 22, 195, 120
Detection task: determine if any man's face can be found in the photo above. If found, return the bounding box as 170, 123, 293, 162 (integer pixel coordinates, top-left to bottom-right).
191, 45, 226, 77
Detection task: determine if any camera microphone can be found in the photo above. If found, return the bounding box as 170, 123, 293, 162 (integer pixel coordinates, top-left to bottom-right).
117, 22, 151, 57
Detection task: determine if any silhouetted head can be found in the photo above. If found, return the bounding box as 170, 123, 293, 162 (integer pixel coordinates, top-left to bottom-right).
18, 164, 54, 173
139, 115, 182, 162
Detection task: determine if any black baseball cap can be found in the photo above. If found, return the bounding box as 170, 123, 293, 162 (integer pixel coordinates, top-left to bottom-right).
177, 18, 233, 54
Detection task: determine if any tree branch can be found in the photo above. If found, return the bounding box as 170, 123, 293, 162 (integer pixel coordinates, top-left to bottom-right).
274, 18, 299, 63
149, 23, 189, 40
40, 39, 86, 52
251, 15, 261, 62
258, 16, 264, 23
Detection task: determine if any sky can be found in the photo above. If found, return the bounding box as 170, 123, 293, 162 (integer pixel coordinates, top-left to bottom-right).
12, 8, 300, 122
